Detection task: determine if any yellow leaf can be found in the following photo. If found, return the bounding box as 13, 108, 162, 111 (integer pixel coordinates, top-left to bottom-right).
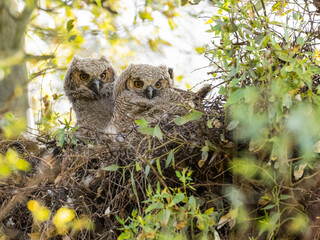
185, 83, 191, 89
34, 206, 50, 222
72, 217, 94, 231
176, 221, 187, 230
205, 18, 214, 24
53, 207, 75, 227
6, 149, 19, 166
0, 163, 11, 178
176, 75, 183, 82
168, 18, 177, 30
16, 158, 31, 171
195, 47, 206, 54
4, 117, 26, 139
205, 207, 214, 215
56, 224, 69, 235
198, 159, 205, 168
139, 8, 153, 21
28, 200, 40, 212
217, 208, 238, 229
28, 232, 41, 240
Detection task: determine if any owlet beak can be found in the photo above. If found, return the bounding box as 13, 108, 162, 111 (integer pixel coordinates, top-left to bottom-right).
88, 78, 102, 94
144, 86, 156, 99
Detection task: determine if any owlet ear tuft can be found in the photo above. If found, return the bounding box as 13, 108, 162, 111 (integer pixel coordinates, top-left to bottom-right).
168, 67, 174, 87
71, 55, 82, 63
100, 55, 111, 64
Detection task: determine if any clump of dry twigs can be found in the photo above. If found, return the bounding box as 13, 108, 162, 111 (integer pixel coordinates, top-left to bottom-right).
0, 93, 234, 239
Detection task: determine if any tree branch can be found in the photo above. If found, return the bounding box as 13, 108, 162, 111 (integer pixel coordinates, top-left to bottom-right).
0, 51, 55, 68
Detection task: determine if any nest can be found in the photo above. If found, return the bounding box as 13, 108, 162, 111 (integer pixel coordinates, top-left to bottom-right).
0, 94, 233, 239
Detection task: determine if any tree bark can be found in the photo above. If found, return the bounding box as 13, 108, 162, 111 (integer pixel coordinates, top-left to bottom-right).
0, 0, 36, 118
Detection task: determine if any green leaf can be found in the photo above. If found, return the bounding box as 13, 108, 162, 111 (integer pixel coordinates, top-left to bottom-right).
297, 37, 304, 46
135, 118, 149, 128
115, 215, 125, 225
122, 168, 126, 184
225, 89, 244, 107
153, 124, 163, 140
156, 158, 165, 179
145, 164, 151, 178
207, 118, 214, 128
282, 93, 292, 109
66, 19, 75, 32
145, 160, 154, 178
276, 51, 292, 62
310, 65, 320, 74
230, 78, 239, 86
174, 110, 203, 126
175, 170, 182, 178
269, 21, 281, 26
159, 209, 171, 226
145, 202, 164, 213
103, 165, 119, 171
139, 127, 154, 136
262, 204, 275, 210
68, 35, 77, 42
135, 161, 141, 172
169, 193, 185, 206
188, 196, 197, 209
95, 0, 102, 7
227, 68, 238, 79
58, 134, 65, 147
131, 170, 138, 199
245, 46, 256, 51
279, 194, 292, 200
229, 23, 238, 33
219, 86, 228, 95
165, 150, 175, 168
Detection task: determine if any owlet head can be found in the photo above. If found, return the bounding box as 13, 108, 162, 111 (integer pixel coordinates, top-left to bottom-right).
114, 64, 174, 99
64, 55, 118, 95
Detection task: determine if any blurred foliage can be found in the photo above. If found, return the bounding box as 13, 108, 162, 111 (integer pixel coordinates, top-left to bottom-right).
202, 0, 320, 237
0, 113, 26, 139
28, 200, 51, 222
0, 148, 31, 178
27, 200, 94, 236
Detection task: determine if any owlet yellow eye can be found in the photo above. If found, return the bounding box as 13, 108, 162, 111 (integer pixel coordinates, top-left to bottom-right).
155, 81, 161, 88
80, 73, 89, 81
100, 72, 106, 79
134, 80, 144, 88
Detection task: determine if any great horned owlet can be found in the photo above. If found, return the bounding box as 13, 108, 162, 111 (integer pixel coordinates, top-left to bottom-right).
63, 55, 118, 135
106, 63, 190, 140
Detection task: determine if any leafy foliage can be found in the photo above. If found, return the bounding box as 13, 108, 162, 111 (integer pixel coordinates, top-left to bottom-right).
117, 178, 219, 240
202, 0, 320, 237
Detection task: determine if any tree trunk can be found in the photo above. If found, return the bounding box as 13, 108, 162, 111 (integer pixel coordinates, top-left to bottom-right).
0, 0, 36, 118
